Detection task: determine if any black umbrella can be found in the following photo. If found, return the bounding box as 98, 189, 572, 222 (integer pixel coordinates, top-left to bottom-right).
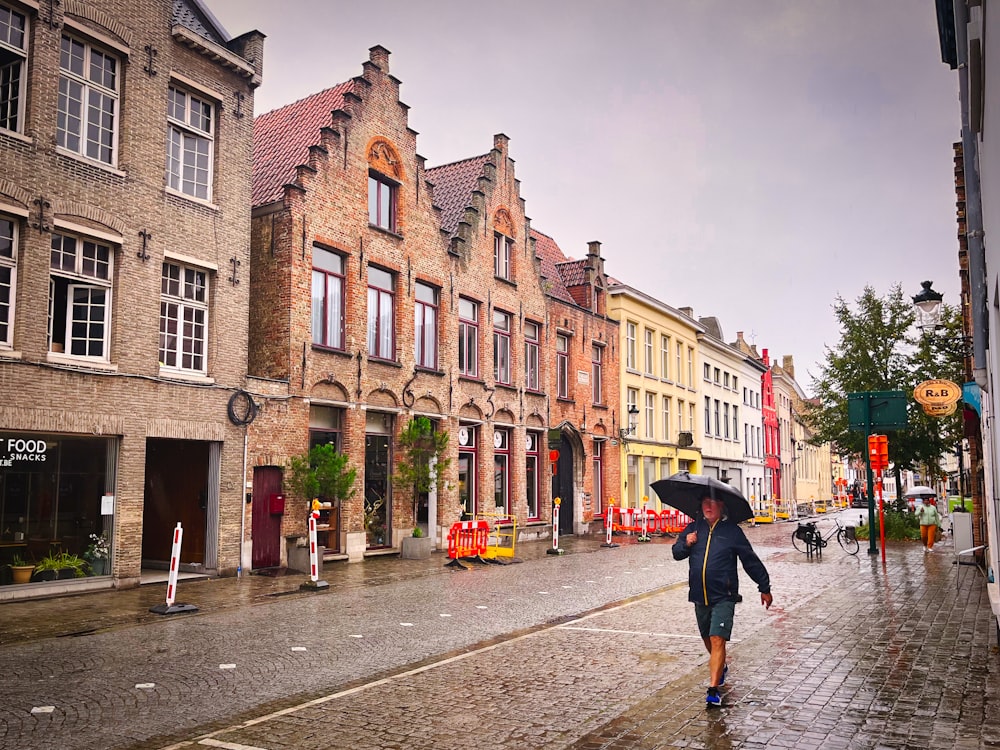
651, 471, 754, 524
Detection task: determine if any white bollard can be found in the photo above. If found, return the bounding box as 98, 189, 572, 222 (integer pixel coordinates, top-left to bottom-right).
149, 522, 198, 615
602, 502, 619, 548
300, 510, 329, 590
547, 498, 565, 555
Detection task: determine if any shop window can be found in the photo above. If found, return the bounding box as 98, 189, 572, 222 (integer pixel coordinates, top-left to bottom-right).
526, 431, 540, 519
493, 428, 509, 515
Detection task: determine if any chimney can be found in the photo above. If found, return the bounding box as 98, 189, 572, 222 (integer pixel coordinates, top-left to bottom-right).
369, 45, 390, 73
678, 306, 694, 318
782, 355, 795, 379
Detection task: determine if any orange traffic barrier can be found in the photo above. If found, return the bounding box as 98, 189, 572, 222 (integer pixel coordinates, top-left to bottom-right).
445, 520, 490, 569
659, 508, 692, 534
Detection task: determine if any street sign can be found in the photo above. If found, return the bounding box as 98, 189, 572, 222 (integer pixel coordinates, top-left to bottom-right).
848, 391, 908, 431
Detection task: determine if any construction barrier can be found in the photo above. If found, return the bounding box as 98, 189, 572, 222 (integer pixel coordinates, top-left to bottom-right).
607, 506, 692, 535
447, 520, 489, 560
477, 512, 517, 560
658, 508, 692, 534
753, 499, 775, 524
773, 498, 791, 520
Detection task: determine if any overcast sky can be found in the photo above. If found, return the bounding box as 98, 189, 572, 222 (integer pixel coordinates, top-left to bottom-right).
207, 0, 961, 391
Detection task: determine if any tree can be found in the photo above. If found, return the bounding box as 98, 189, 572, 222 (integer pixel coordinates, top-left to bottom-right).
392, 417, 451, 530
285, 444, 357, 508
805, 284, 963, 500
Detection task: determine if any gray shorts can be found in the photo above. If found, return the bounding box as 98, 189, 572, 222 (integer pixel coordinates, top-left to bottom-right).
694, 600, 736, 640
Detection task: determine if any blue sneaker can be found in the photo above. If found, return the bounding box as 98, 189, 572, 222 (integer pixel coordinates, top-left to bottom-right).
706, 687, 722, 707
718, 664, 729, 686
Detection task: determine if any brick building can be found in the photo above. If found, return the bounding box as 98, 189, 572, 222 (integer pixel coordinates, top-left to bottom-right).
532, 231, 620, 534
0, 0, 263, 598
247, 47, 576, 564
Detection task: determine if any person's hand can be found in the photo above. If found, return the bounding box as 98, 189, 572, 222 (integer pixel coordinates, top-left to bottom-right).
686, 531, 698, 547
761, 592, 773, 609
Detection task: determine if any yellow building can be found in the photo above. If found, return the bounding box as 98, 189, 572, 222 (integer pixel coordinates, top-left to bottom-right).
607, 282, 703, 510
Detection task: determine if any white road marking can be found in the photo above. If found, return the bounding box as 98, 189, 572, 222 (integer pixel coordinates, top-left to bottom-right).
475, 605, 488, 609
439, 613, 452, 617
219, 664, 236, 670
400, 622, 414, 627
200, 739, 272, 750
31, 706, 55, 714
349, 634, 363, 638
135, 683, 156, 689
290, 647, 307, 652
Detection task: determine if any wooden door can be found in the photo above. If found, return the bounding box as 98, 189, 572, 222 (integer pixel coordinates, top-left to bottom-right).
251, 466, 283, 569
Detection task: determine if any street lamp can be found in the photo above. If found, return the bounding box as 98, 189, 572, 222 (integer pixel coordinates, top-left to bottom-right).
619, 404, 639, 442
912, 280, 944, 334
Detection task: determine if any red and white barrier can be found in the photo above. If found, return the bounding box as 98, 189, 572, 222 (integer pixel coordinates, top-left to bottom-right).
149, 522, 198, 615
300, 510, 330, 589
547, 497, 564, 555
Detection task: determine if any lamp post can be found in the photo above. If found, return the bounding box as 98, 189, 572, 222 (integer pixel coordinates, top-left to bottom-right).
619, 404, 639, 507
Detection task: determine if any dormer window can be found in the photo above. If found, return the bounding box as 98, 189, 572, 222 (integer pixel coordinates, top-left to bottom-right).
494, 232, 512, 280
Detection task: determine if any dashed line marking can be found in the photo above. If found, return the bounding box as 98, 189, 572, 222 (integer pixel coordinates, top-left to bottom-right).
136, 683, 156, 689
349, 634, 363, 638
290, 647, 307, 652
475, 605, 488, 609
439, 613, 451, 618
31, 706, 55, 714
219, 664, 236, 670
400, 623, 414, 627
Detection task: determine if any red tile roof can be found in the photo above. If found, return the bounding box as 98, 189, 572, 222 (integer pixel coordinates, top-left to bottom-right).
557, 258, 588, 288
530, 229, 575, 304
425, 155, 491, 234
252, 82, 354, 207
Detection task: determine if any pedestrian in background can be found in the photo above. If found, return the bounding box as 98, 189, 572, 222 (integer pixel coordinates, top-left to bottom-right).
672, 496, 773, 707
915, 499, 942, 552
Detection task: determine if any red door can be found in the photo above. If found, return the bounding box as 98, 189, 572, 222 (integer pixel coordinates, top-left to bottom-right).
251, 466, 283, 569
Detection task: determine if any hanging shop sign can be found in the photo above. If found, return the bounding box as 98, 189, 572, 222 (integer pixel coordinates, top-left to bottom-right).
913, 379, 961, 407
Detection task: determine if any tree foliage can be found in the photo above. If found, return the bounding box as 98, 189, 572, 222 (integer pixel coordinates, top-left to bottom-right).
392, 417, 451, 521
804, 284, 964, 481
285, 443, 357, 505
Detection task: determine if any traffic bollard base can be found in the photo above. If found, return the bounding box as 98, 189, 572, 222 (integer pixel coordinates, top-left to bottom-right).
601, 542, 620, 548
149, 602, 199, 616
546, 548, 565, 556
300, 579, 330, 590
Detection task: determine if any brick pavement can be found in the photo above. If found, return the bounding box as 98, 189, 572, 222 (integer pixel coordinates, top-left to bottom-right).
1, 513, 997, 750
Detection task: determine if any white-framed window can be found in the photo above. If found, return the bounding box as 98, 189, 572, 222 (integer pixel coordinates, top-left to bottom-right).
368, 172, 396, 231
311, 246, 344, 350
493, 428, 510, 514
660, 334, 670, 380
733, 375, 738, 392
677, 399, 685, 436
160, 260, 208, 373
592, 343, 603, 404
526, 431, 540, 519
625, 321, 636, 370
704, 396, 711, 435
167, 85, 214, 200
367, 266, 395, 360
524, 320, 540, 391
688, 347, 695, 386
414, 281, 438, 369
57, 34, 118, 164
0, 215, 16, 347
0, 3, 27, 133
724, 372, 730, 388
556, 333, 569, 399
723, 403, 730, 439
714, 399, 721, 436
675, 342, 683, 386
494, 232, 512, 280
49, 232, 113, 359
644, 391, 655, 440
458, 297, 479, 377
493, 309, 511, 384
643, 328, 654, 375
713, 367, 721, 384
662, 395, 670, 442
627, 388, 639, 433
704, 363, 711, 381
733, 405, 739, 441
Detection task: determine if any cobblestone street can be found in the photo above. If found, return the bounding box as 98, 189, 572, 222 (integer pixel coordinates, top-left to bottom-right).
0, 511, 997, 750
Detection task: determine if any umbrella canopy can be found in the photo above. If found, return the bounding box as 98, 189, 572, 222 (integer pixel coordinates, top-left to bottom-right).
651, 471, 754, 524
903, 486, 937, 498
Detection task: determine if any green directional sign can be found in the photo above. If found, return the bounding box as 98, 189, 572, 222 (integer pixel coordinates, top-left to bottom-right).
848, 391, 908, 431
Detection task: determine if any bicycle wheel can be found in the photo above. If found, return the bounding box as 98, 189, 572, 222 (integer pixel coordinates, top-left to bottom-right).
838, 529, 860, 555
792, 529, 808, 553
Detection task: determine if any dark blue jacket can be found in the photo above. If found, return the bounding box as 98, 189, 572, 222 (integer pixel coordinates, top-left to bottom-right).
672, 518, 770, 606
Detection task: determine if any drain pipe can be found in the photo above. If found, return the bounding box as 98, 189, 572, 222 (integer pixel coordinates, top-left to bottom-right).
238, 428, 248, 577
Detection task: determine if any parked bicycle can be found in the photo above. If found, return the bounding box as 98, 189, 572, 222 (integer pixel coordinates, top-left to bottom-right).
792, 517, 860, 556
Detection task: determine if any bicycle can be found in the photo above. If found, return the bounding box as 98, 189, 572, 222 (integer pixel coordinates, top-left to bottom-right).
792, 517, 860, 556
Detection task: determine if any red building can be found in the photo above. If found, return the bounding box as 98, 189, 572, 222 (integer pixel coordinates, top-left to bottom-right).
761, 348, 781, 501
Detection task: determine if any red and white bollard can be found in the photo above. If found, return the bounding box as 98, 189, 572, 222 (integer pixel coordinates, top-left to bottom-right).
602, 500, 619, 548
638, 505, 651, 542
547, 497, 565, 555
301, 510, 329, 590
149, 522, 198, 615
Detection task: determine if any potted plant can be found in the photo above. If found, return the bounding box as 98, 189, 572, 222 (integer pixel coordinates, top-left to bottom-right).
32, 550, 88, 581
394, 417, 451, 559
9, 554, 34, 585
84, 532, 110, 576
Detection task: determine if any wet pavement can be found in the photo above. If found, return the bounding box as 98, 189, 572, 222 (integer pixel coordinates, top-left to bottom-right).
0, 510, 997, 750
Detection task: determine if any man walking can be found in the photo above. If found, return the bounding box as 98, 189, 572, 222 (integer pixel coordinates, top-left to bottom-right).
672, 496, 773, 707
915, 499, 942, 552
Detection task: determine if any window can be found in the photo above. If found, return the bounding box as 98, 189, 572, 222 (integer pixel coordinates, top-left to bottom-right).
714, 399, 721, 436
724, 372, 730, 388
493, 429, 509, 514
592, 440, 604, 516
627, 388, 638, 433
644, 392, 655, 440
733, 405, 738, 441
723, 403, 730, 439
367, 266, 395, 360
688, 347, 694, 385
312, 246, 344, 350
457, 425, 478, 518
160, 260, 208, 373
0, 216, 15, 347
689, 403, 695, 432
591, 343, 603, 404
732, 375, 738, 391
524, 320, 540, 391
625, 322, 636, 370
493, 309, 511, 384
309, 405, 343, 451
166, 86, 214, 200
704, 397, 711, 435
643, 328, 654, 375
526, 431, 540, 519
0, 3, 27, 133
458, 298, 479, 377
494, 232, 512, 280
58, 34, 118, 164
661, 335, 670, 380
704, 363, 711, 381
675, 342, 683, 385
368, 173, 396, 231
677, 399, 684, 436
713, 367, 720, 384
49, 232, 113, 359
556, 333, 569, 399
662, 396, 670, 442
414, 282, 438, 369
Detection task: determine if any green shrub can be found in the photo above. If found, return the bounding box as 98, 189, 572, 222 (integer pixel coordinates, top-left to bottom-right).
854, 510, 921, 542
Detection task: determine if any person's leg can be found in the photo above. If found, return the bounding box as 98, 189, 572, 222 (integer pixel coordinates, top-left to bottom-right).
702, 636, 712, 655
920, 524, 930, 549
928, 524, 936, 548
707, 600, 736, 687
708, 636, 727, 687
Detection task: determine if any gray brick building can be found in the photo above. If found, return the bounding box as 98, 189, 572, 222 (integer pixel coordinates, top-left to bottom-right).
0, 0, 263, 598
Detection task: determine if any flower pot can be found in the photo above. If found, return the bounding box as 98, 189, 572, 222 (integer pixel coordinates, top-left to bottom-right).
11, 565, 33, 585
400, 535, 433, 560
89, 558, 109, 576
